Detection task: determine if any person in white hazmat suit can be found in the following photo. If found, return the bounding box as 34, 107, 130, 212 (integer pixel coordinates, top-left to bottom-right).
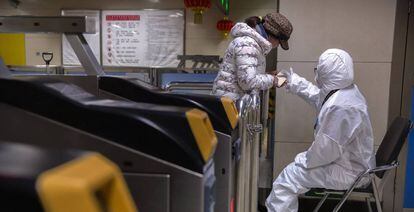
265, 48, 376, 212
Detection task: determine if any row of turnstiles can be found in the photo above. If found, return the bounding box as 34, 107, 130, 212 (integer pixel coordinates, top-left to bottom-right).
0, 73, 242, 212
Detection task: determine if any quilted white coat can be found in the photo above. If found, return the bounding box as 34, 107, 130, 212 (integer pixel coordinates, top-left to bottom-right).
211, 23, 275, 100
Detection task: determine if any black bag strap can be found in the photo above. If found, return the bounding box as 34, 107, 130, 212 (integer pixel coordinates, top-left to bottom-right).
314, 89, 340, 130
321, 89, 339, 107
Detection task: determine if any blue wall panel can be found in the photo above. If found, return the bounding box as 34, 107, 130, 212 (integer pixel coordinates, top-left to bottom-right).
404, 87, 414, 208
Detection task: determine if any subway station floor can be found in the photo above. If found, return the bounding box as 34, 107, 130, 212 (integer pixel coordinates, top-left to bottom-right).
257, 199, 377, 212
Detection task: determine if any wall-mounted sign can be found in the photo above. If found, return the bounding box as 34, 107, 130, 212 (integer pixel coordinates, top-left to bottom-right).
102, 10, 184, 67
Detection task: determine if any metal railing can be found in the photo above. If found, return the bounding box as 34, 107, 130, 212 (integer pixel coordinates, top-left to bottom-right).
165, 82, 272, 212
6, 64, 274, 211
235, 90, 271, 212
163, 82, 214, 92
6, 65, 219, 88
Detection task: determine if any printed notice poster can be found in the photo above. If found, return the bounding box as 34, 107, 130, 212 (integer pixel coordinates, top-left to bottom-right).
102, 10, 184, 67
62, 10, 101, 65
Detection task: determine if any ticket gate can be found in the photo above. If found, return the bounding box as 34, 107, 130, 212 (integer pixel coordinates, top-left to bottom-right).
0, 141, 137, 212
0, 77, 217, 212
0, 17, 220, 211
99, 76, 237, 134
10, 74, 240, 212
0, 14, 239, 211
98, 76, 239, 212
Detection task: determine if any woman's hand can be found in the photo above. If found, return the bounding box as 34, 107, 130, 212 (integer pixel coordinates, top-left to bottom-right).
271, 71, 287, 88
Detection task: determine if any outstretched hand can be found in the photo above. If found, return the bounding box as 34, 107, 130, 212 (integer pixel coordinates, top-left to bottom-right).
270, 70, 287, 88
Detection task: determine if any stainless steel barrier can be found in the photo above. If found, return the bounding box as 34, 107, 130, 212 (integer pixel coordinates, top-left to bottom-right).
236, 94, 252, 212
165, 82, 273, 212
6, 65, 274, 211
258, 89, 273, 209
164, 82, 213, 92
7, 65, 218, 87
235, 91, 265, 212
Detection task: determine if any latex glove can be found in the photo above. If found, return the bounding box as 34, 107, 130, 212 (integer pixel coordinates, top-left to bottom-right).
278, 67, 294, 87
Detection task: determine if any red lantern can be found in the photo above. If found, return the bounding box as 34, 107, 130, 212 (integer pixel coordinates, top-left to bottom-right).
217, 17, 234, 39
184, 0, 211, 24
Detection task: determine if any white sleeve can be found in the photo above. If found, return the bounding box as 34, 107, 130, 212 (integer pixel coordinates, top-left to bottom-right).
281, 68, 321, 109
235, 44, 274, 91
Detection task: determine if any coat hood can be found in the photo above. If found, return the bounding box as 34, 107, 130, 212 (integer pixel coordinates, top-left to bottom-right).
315, 49, 354, 92
231, 23, 272, 55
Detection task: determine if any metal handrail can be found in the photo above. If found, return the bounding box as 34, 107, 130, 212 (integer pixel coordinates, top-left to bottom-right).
7, 65, 219, 87
163, 82, 213, 91
238, 94, 253, 117
235, 90, 266, 212
7, 65, 219, 73
159, 80, 271, 212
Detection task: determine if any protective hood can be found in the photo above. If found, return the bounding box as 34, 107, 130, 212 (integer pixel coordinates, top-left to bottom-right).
231, 23, 272, 55
315, 49, 354, 92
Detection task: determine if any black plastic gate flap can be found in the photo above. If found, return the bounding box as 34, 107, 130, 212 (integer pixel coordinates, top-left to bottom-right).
0, 78, 207, 173
99, 76, 238, 135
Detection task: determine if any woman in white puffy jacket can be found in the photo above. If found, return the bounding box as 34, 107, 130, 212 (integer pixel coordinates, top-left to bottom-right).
211, 13, 293, 101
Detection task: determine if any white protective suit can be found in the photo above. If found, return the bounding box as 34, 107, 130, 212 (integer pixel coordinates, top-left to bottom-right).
265, 49, 376, 212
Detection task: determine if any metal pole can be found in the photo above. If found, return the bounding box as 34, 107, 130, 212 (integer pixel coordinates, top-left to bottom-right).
260, 89, 270, 157
244, 108, 252, 212
250, 92, 261, 212
65, 33, 104, 76
236, 95, 251, 212
258, 89, 273, 208
149, 68, 159, 87
235, 110, 242, 212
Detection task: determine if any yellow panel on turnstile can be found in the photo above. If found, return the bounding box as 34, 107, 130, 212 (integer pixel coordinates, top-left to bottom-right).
0, 33, 26, 65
